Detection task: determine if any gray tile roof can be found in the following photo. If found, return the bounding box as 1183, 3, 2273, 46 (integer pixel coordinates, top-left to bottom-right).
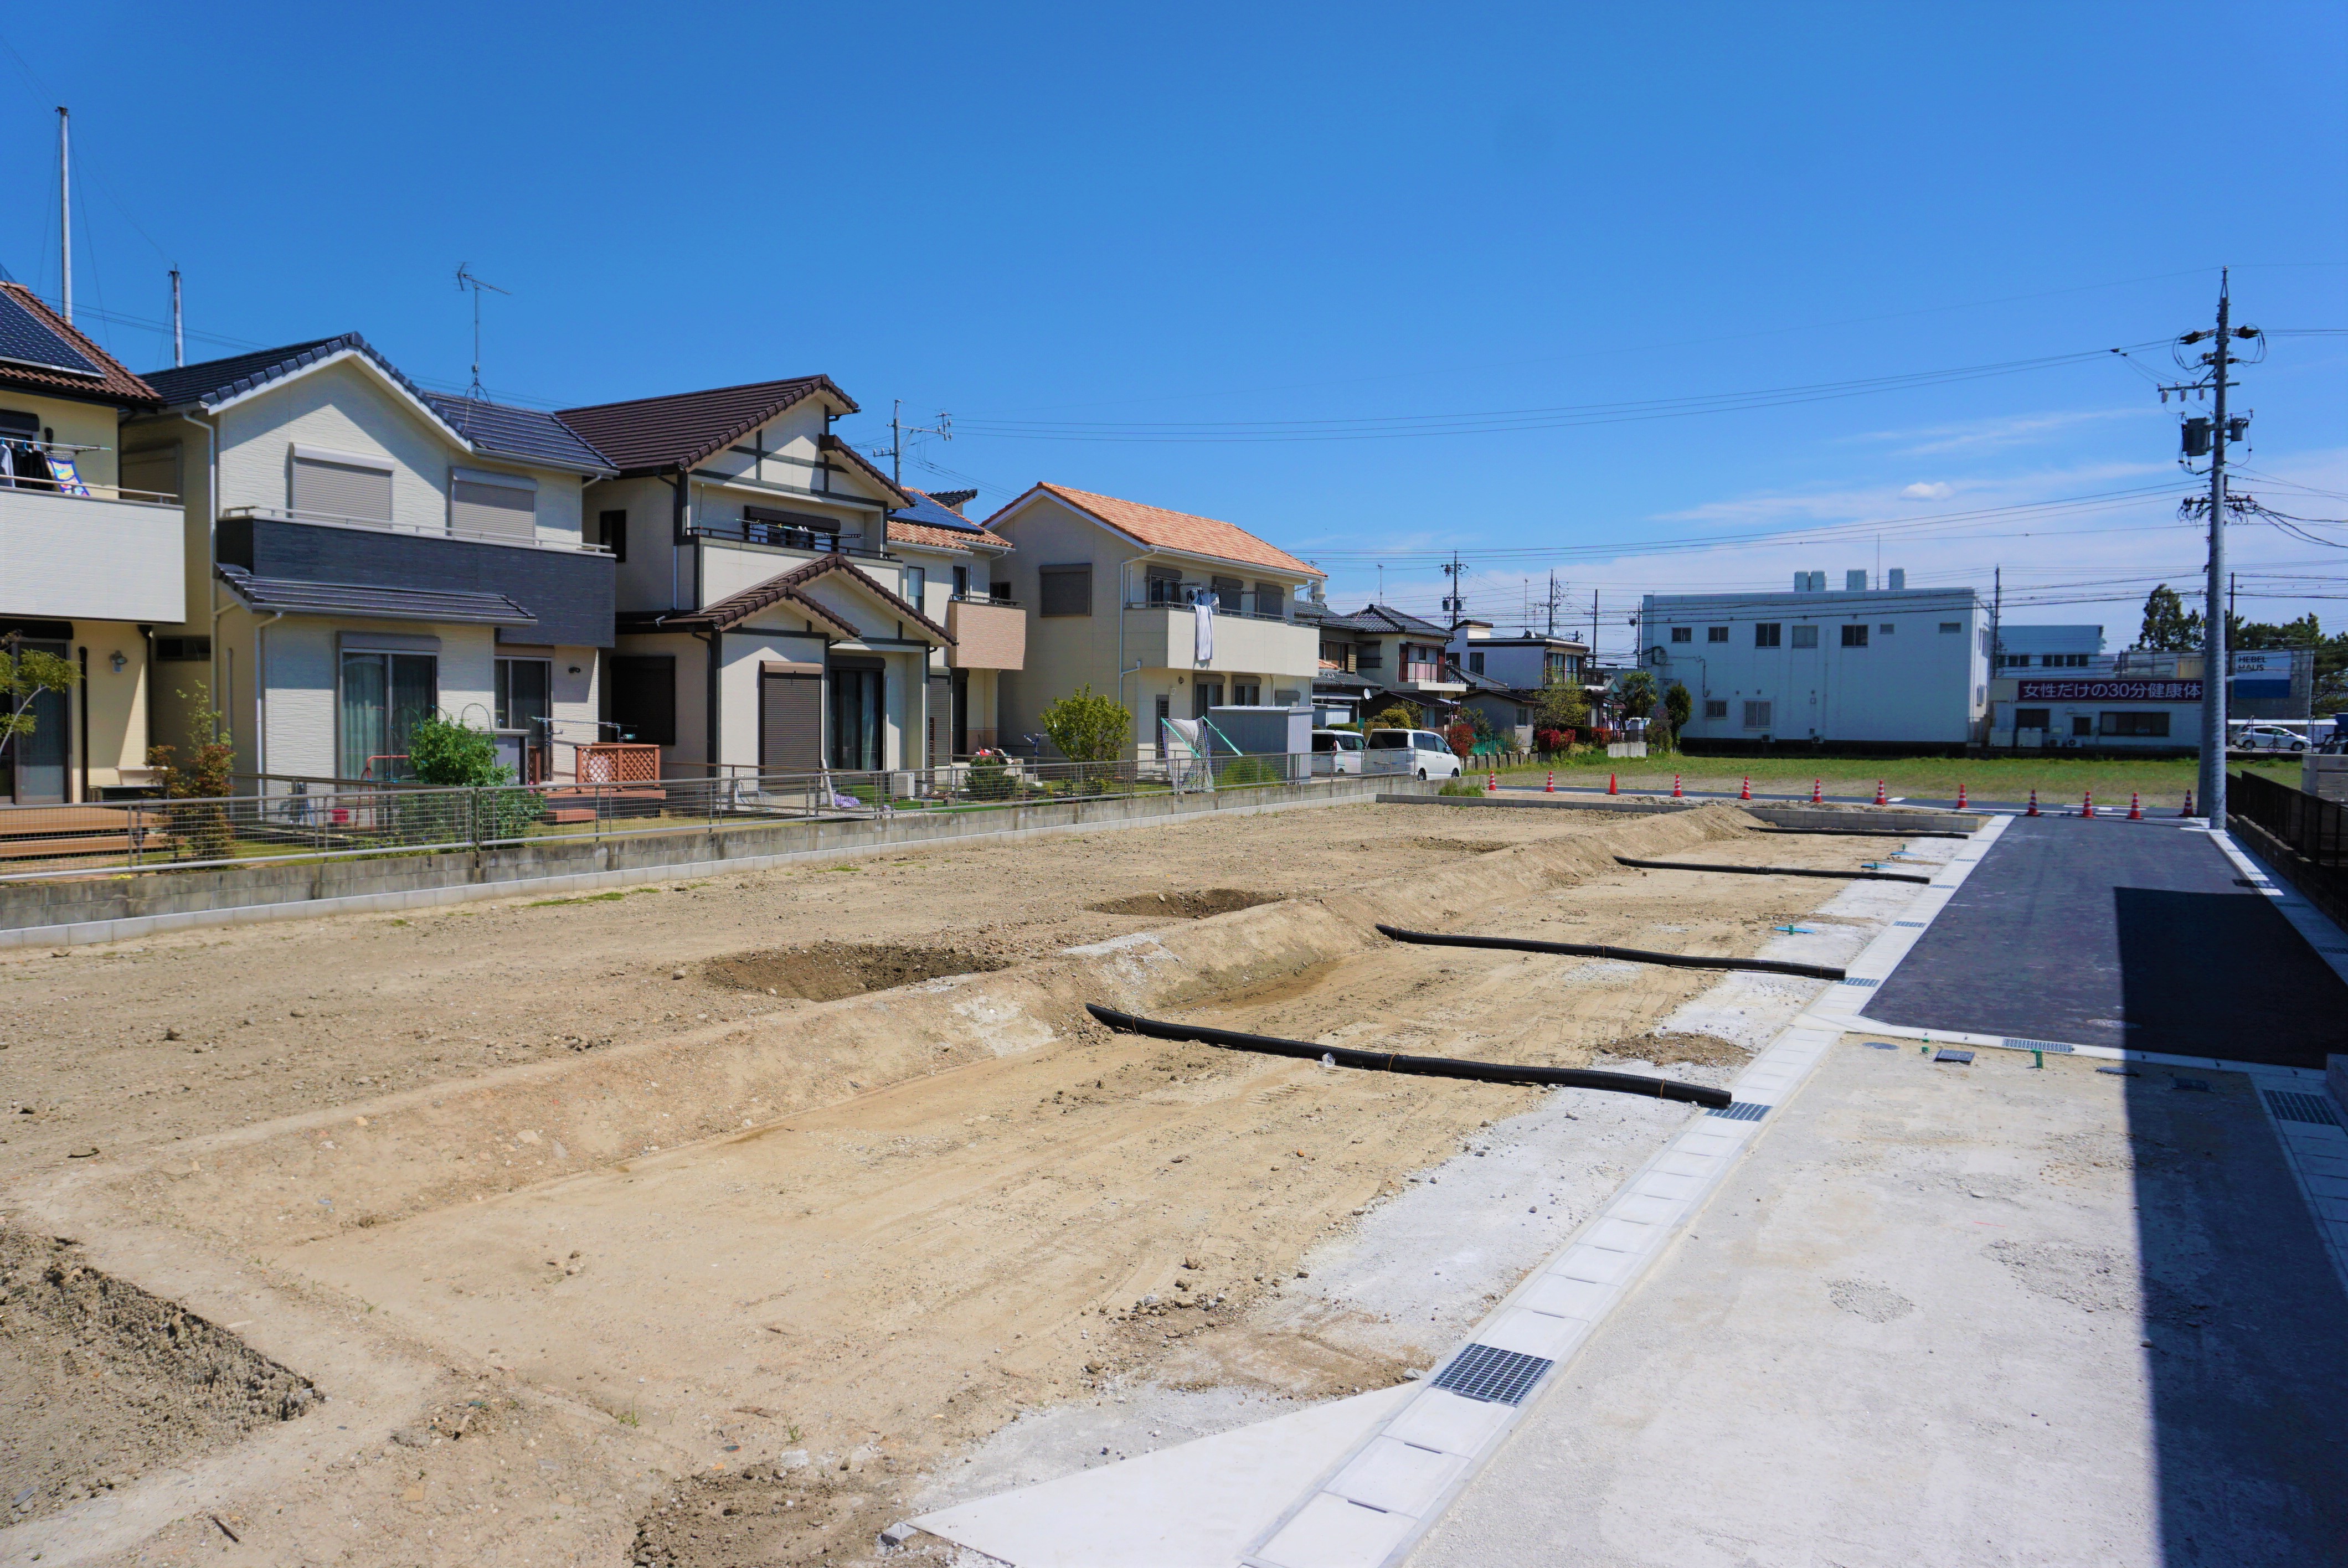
1321, 604, 1451, 638
423, 393, 614, 473
145, 334, 424, 411
216, 564, 534, 626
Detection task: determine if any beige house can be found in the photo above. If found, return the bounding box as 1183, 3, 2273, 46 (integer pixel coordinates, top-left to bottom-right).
985, 483, 1322, 755
0, 283, 177, 803
562, 378, 959, 775
885, 489, 1021, 757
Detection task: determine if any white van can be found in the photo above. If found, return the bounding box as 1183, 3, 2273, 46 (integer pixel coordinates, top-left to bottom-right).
1364, 727, 1464, 780
1311, 729, 1364, 775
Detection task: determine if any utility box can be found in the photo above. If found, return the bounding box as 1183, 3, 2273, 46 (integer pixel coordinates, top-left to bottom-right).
2304, 753, 2348, 803
1205, 705, 1313, 771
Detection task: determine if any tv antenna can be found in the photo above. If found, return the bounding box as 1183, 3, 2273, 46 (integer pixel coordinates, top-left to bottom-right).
454, 264, 509, 401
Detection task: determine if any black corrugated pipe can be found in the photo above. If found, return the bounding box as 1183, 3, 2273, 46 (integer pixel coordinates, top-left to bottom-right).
1375, 924, 1846, 981
1750, 826, 1972, 840
1614, 855, 1932, 884
1085, 1004, 1733, 1110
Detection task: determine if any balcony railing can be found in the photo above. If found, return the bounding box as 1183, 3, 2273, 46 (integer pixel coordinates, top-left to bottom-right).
689, 519, 892, 560
1128, 588, 1292, 622
221, 504, 611, 555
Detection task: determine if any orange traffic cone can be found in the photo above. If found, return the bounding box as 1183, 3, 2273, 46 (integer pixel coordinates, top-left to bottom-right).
2180, 788, 2195, 817
1671, 773, 1684, 798
1873, 779, 1888, 806
1811, 778, 1823, 804
1486, 766, 1498, 794
1608, 773, 1618, 796
1956, 782, 1969, 810
2128, 791, 2143, 821
2026, 788, 2041, 817
1544, 768, 1554, 793
1739, 775, 1752, 801
2081, 789, 2095, 819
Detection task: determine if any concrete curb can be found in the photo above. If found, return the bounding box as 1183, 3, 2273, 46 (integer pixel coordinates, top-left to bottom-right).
1374, 791, 1981, 835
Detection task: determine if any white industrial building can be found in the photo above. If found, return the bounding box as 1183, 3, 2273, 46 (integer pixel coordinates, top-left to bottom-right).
1640, 570, 1991, 748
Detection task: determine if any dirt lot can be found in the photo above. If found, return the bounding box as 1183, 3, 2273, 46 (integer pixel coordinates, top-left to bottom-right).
0, 800, 1937, 1567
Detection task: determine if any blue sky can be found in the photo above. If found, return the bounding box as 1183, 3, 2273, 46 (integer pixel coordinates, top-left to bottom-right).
4, 3, 2340, 659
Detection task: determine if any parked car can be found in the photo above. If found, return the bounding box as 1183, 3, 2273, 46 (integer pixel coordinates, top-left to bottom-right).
1310, 728, 1364, 775
1363, 727, 1464, 780
2234, 724, 2309, 753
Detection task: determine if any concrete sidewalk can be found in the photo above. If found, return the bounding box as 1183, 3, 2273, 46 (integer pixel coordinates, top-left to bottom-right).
1412, 1039, 2348, 1567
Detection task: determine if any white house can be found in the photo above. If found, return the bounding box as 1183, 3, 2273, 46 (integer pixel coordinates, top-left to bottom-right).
984, 483, 1322, 755
884, 489, 1022, 757
133, 335, 617, 784
559, 377, 956, 777
1640, 571, 1991, 747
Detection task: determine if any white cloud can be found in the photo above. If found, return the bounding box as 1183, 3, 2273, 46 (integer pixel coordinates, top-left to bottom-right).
1847, 406, 2153, 457
1901, 482, 1954, 500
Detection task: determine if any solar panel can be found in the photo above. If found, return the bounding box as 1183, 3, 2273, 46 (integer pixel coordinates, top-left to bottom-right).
0, 292, 103, 378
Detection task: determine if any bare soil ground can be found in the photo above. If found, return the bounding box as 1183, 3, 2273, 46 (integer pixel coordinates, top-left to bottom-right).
0, 800, 1932, 1568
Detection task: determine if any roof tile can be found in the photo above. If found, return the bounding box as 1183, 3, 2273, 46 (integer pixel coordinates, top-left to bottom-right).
0, 283, 160, 406
1008, 482, 1320, 577
557, 378, 862, 476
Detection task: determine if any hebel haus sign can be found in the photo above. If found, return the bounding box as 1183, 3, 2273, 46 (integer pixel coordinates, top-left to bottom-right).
2015, 678, 2203, 702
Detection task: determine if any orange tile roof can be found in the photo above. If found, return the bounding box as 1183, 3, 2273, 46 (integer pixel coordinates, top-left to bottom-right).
1016, 482, 1321, 577
885, 518, 1011, 553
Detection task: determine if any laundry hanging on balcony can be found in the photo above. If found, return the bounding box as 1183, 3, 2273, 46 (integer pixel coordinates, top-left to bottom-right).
1194, 591, 1217, 663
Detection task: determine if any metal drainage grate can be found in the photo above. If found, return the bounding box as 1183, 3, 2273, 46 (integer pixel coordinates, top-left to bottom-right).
1934, 1049, 1975, 1065
1430, 1344, 1553, 1406
2171, 1077, 2211, 1093
2266, 1090, 2342, 1127
1893, 920, 1928, 928
2002, 1037, 2075, 1054
1839, 977, 1881, 988
1709, 1101, 1769, 1121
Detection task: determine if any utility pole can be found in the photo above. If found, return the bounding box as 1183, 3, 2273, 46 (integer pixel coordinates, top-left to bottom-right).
1545, 570, 1558, 637
2158, 271, 2257, 831
1440, 551, 1465, 631
2228, 570, 2237, 633
169, 269, 183, 367
1590, 590, 1599, 663
56, 107, 70, 324
885, 399, 950, 488
1991, 565, 2001, 675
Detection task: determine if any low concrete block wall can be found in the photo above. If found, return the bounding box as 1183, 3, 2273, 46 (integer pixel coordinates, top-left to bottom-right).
1376, 793, 1979, 835
2, 775, 1435, 949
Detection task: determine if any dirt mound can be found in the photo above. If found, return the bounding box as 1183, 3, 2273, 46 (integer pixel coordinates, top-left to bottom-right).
1, 1228, 317, 1525
1598, 1030, 1752, 1068
1409, 837, 1516, 854
703, 942, 1011, 1002
1087, 889, 1285, 920
630, 1463, 935, 1567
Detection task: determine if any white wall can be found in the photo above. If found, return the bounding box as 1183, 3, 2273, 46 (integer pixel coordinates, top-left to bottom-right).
243, 613, 497, 778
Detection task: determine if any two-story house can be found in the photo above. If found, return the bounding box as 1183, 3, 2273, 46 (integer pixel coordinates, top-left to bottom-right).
885, 488, 1021, 758
0, 283, 177, 804
131, 335, 617, 784
982, 483, 1322, 755
1310, 603, 1466, 724
559, 378, 954, 777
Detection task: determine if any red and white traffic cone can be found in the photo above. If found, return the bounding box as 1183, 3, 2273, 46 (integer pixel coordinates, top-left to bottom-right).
2128, 791, 2143, 821
1739, 775, 1752, 801
1672, 773, 1684, 798
1873, 779, 1888, 806
1487, 766, 1499, 794
2081, 789, 2095, 819
1811, 778, 1823, 805
1956, 782, 1969, 810
1544, 768, 1554, 793
2181, 788, 2196, 817
1608, 772, 1618, 796
2026, 788, 2041, 817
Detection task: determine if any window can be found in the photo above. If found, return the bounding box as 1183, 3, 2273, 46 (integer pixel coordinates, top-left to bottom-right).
905, 566, 926, 605
338, 651, 437, 780
1192, 681, 1223, 718
2072, 715, 2094, 737
2100, 710, 2171, 737
1253, 581, 1285, 618
1469, 651, 1486, 674
1743, 700, 1773, 729
1275, 689, 1300, 706
1841, 624, 1870, 648
1515, 706, 1530, 725
1039, 564, 1093, 617
952, 565, 970, 598
611, 655, 677, 746
828, 658, 884, 771
1704, 699, 1729, 719
598, 508, 629, 563
1144, 565, 1185, 606
1367, 730, 1407, 749
451, 467, 535, 539
1877, 622, 1895, 635
1754, 623, 1781, 648
2014, 709, 2050, 730
991, 581, 1011, 603
496, 657, 553, 781
1209, 575, 1243, 608
1670, 626, 1692, 643
1939, 621, 1960, 634
155, 636, 210, 661
1232, 682, 1260, 705
1707, 626, 1728, 643
1791, 625, 1819, 648
290, 445, 393, 522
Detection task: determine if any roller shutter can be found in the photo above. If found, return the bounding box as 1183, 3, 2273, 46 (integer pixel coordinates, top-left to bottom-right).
759, 660, 823, 773
451, 477, 536, 539
290, 451, 393, 522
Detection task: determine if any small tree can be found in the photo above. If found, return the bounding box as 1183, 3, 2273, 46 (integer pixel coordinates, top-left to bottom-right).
1615, 669, 1659, 725
1465, 705, 1496, 748
1040, 684, 1131, 793
2138, 584, 2203, 652
0, 637, 81, 767
405, 714, 544, 842
146, 681, 236, 862
1367, 701, 1419, 730
1664, 682, 1693, 733
1444, 721, 1475, 758
1534, 674, 1588, 736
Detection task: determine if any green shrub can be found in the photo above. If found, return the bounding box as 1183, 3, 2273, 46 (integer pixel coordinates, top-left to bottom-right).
1438, 776, 1486, 796
964, 749, 1015, 801
1218, 756, 1283, 787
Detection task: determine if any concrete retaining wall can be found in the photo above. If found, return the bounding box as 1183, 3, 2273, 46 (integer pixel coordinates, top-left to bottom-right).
2, 775, 1436, 950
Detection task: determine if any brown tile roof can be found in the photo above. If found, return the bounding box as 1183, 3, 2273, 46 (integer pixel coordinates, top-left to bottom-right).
621, 553, 952, 644
557, 376, 866, 477
887, 518, 1011, 554
1006, 482, 1320, 577
0, 283, 160, 407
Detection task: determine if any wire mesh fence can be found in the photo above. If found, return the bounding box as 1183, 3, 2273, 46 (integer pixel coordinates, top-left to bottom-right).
0, 750, 1340, 881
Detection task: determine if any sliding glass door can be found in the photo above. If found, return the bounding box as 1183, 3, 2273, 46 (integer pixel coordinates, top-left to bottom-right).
827, 661, 884, 772
339, 652, 437, 781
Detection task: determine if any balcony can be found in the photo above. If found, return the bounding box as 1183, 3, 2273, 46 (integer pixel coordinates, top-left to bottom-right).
218, 510, 613, 646
1, 483, 185, 622
1392, 661, 1466, 695
1121, 602, 1319, 677
946, 596, 1025, 670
